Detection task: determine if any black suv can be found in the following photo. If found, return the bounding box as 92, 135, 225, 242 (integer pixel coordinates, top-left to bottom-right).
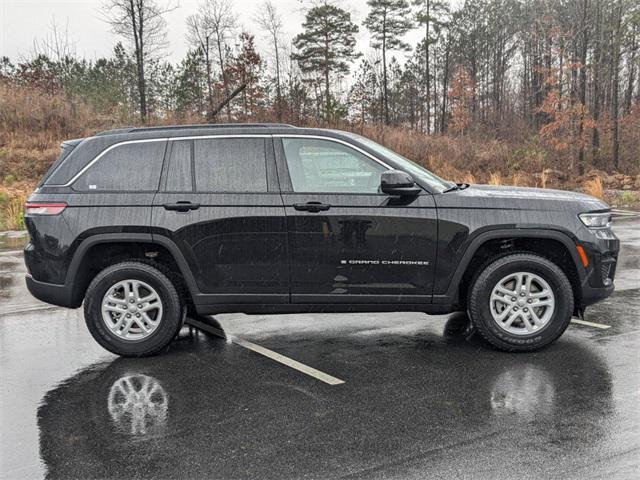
24, 124, 619, 356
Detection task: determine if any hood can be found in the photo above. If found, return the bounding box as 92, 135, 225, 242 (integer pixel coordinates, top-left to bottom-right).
437, 184, 609, 212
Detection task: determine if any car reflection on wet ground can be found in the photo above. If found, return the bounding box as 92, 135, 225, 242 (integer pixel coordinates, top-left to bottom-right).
1, 218, 639, 479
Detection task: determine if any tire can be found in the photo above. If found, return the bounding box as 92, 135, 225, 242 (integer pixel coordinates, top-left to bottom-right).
468, 253, 574, 352
84, 262, 185, 357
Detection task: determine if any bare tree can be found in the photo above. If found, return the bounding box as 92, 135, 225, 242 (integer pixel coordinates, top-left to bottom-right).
32, 17, 77, 62
186, 7, 216, 120
187, 0, 237, 121
256, 0, 284, 120
102, 0, 174, 122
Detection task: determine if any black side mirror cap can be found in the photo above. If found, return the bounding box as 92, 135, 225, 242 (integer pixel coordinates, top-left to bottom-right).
380, 170, 422, 196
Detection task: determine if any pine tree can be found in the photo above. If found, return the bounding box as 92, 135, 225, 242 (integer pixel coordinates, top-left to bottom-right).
292, 2, 360, 121
364, 0, 414, 125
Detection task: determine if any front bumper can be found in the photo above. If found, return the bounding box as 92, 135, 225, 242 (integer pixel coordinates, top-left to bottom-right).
578, 232, 619, 307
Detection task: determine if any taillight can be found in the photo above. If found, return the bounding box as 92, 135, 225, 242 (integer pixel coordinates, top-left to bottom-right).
24, 202, 67, 215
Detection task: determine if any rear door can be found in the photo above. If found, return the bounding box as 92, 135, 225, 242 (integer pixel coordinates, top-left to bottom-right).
274, 135, 438, 305
151, 135, 288, 304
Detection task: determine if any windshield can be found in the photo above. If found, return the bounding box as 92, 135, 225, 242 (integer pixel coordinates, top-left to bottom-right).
346, 133, 453, 192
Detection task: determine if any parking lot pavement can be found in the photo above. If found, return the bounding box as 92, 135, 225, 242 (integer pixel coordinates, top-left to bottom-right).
1, 220, 639, 480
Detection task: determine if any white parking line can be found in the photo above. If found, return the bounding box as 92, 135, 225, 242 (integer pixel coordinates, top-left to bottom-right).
571, 318, 611, 329
0, 304, 61, 316
186, 318, 345, 386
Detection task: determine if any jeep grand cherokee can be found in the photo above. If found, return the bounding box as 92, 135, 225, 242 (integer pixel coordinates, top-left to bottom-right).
23, 124, 619, 356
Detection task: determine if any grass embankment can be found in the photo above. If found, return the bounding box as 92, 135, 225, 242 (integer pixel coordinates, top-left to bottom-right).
1, 83, 638, 230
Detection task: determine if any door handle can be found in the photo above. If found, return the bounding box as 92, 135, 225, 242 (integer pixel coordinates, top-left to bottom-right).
293, 202, 331, 213
163, 201, 200, 212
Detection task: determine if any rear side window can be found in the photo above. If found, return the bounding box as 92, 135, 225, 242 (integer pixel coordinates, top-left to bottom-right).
194, 138, 267, 192
165, 140, 193, 191
74, 141, 166, 191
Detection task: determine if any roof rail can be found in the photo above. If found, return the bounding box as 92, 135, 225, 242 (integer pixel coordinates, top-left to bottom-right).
94, 127, 136, 136
131, 123, 296, 133
95, 123, 296, 137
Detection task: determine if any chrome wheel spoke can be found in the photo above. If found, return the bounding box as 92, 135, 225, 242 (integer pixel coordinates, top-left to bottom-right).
491, 293, 512, 305
503, 311, 519, 327
141, 311, 158, 325
121, 317, 135, 336
104, 304, 125, 314
524, 275, 533, 295
529, 308, 542, 325
531, 299, 553, 308
522, 316, 535, 332
136, 318, 150, 332
496, 305, 514, 321
495, 286, 516, 297
101, 279, 164, 342
489, 271, 555, 336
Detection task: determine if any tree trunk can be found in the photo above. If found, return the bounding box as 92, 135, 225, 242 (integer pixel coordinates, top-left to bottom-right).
577, 0, 589, 174
215, 30, 231, 121
130, 0, 147, 122
624, 29, 637, 115
425, 0, 431, 134
273, 32, 282, 121
440, 31, 450, 133
612, 0, 622, 170
591, 0, 603, 160
382, 22, 389, 125
205, 41, 215, 122
324, 32, 330, 121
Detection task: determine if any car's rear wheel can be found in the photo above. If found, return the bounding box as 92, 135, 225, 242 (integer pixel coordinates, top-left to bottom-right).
84, 262, 184, 357
468, 253, 573, 352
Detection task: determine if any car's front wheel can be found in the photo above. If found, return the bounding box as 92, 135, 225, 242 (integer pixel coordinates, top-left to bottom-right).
84, 262, 184, 357
468, 253, 574, 352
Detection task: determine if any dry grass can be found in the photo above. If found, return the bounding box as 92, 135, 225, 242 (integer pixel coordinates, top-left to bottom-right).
0, 184, 30, 230
488, 172, 503, 185
461, 172, 477, 184
583, 176, 604, 199
540, 169, 550, 189
0, 82, 126, 184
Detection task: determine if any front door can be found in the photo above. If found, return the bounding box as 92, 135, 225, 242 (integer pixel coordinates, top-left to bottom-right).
152, 135, 288, 304
274, 136, 438, 304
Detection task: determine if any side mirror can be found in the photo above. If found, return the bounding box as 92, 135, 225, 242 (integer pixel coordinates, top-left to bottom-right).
380, 170, 421, 196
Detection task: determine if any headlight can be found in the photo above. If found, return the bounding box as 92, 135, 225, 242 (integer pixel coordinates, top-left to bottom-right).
579, 212, 612, 228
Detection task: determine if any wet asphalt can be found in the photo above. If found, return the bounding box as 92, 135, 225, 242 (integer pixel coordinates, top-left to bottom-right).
1, 219, 639, 480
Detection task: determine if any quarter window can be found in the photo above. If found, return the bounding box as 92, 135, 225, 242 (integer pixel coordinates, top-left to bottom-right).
74, 141, 166, 191
194, 138, 267, 192
281, 138, 386, 194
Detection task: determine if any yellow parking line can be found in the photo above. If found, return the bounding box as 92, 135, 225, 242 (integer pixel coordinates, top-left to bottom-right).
571, 318, 611, 329
186, 318, 345, 386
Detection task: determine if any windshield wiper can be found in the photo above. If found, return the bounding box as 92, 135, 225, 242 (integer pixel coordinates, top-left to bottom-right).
442, 183, 470, 193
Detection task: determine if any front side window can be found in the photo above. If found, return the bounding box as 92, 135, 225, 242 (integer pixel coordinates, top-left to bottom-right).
74, 141, 166, 191
346, 133, 452, 192
281, 138, 386, 194
194, 138, 267, 192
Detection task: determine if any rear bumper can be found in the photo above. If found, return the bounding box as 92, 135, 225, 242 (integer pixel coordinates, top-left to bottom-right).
25, 274, 78, 309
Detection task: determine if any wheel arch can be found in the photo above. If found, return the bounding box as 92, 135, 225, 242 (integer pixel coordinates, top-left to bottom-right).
435, 229, 585, 310
65, 233, 199, 308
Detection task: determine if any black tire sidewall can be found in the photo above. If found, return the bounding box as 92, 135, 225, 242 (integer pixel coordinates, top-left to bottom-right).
84, 263, 183, 357
470, 255, 573, 350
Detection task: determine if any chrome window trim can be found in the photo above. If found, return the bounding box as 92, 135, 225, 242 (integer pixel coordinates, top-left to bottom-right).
273, 134, 393, 170
52, 134, 272, 187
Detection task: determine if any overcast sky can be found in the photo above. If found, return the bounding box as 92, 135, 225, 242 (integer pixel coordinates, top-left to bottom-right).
0, 0, 427, 66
